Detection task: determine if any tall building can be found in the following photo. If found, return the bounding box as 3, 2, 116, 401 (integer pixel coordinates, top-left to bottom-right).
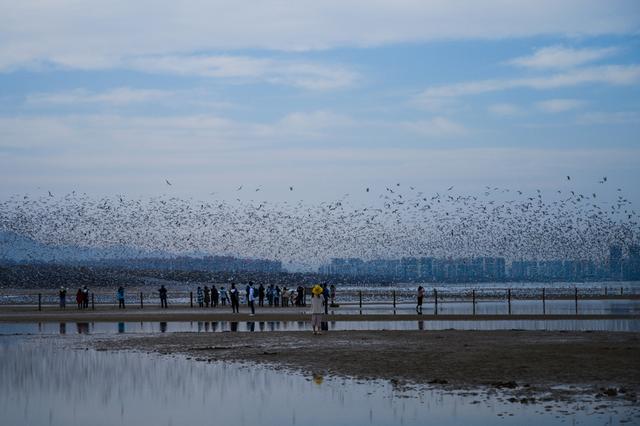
609, 245, 623, 280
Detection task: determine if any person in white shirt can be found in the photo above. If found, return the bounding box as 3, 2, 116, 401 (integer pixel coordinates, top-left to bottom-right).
310, 285, 325, 335
248, 282, 256, 315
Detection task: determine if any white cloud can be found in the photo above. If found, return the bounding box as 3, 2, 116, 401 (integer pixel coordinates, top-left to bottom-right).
509, 46, 619, 69
400, 117, 467, 137
129, 55, 358, 90
26, 87, 176, 105
0, 1, 638, 72
417, 65, 640, 103
536, 99, 586, 113
576, 111, 640, 125
488, 103, 523, 116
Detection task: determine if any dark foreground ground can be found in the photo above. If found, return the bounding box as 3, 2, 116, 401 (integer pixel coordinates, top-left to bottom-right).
92, 330, 640, 403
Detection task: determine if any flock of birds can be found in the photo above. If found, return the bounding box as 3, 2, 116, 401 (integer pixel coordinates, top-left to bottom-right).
1, 177, 638, 270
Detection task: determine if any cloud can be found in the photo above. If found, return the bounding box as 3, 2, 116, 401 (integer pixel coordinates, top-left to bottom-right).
417, 65, 640, 103
0, 1, 638, 72
576, 111, 640, 125
400, 117, 467, 137
129, 55, 358, 90
509, 46, 619, 69
488, 103, 523, 116
536, 99, 586, 113
25, 87, 177, 105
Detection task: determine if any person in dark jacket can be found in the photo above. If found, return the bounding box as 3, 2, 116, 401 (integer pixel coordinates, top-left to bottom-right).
158, 285, 168, 308
211, 285, 219, 308
229, 283, 240, 313
117, 286, 125, 309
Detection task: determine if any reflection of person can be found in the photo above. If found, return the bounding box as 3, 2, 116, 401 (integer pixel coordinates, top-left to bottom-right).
416, 286, 425, 315
158, 285, 168, 308
312, 373, 323, 385
311, 285, 324, 335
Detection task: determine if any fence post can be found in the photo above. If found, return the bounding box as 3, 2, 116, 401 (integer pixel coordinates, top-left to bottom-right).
574, 288, 578, 315
472, 289, 476, 316
190, 291, 193, 308
38, 293, 41, 311
91, 293, 95, 310
359, 291, 362, 315
542, 288, 546, 315
140, 292, 144, 309
507, 289, 511, 315
434, 289, 438, 316
393, 290, 396, 315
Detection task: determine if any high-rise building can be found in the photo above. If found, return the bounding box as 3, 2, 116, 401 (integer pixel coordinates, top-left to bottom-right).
609, 245, 623, 280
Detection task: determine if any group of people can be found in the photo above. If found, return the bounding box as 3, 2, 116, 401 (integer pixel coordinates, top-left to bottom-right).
57, 283, 338, 318
61, 286, 90, 309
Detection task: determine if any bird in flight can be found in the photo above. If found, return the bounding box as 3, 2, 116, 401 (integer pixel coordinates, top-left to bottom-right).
290, 186, 294, 191
566, 176, 571, 181
165, 179, 172, 186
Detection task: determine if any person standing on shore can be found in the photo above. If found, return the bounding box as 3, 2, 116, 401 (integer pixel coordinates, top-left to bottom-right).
75, 288, 83, 309
281, 287, 289, 307
220, 286, 228, 306
416, 286, 425, 315
59, 287, 67, 309
212, 285, 219, 308
248, 282, 256, 316
197, 286, 204, 308
258, 283, 265, 307
158, 285, 168, 308
322, 283, 329, 315
204, 286, 211, 308
245, 282, 251, 307
330, 284, 336, 306
311, 285, 324, 335
230, 283, 240, 313
82, 286, 89, 309
117, 286, 125, 309
274, 285, 281, 307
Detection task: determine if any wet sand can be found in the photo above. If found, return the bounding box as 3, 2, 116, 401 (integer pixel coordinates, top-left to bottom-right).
0, 305, 638, 322
91, 330, 640, 402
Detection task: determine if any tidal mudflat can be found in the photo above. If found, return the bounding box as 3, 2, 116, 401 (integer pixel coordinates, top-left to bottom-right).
2, 331, 640, 426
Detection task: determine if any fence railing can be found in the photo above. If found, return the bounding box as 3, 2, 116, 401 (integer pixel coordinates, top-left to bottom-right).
2, 286, 639, 316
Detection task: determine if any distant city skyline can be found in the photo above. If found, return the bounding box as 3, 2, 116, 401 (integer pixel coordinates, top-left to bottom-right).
1, 1, 639, 206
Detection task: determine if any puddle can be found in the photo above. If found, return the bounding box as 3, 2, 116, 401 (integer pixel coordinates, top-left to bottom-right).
1, 335, 638, 426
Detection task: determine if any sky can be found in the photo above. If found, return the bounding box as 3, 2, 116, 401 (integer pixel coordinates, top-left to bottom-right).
1, 0, 640, 206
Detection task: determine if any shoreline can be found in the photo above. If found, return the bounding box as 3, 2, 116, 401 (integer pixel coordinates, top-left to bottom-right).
90, 329, 640, 403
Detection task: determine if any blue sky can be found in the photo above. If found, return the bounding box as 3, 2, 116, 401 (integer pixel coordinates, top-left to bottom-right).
1, 1, 639, 205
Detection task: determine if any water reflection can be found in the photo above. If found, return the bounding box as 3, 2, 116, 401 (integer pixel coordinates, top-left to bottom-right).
0, 336, 636, 426
2, 318, 640, 335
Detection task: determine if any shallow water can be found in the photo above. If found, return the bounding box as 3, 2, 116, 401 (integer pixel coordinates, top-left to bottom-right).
0, 336, 638, 426
1, 317, 639, 335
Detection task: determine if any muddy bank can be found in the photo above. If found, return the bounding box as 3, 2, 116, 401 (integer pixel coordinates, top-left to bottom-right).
92, 330, 640, 401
